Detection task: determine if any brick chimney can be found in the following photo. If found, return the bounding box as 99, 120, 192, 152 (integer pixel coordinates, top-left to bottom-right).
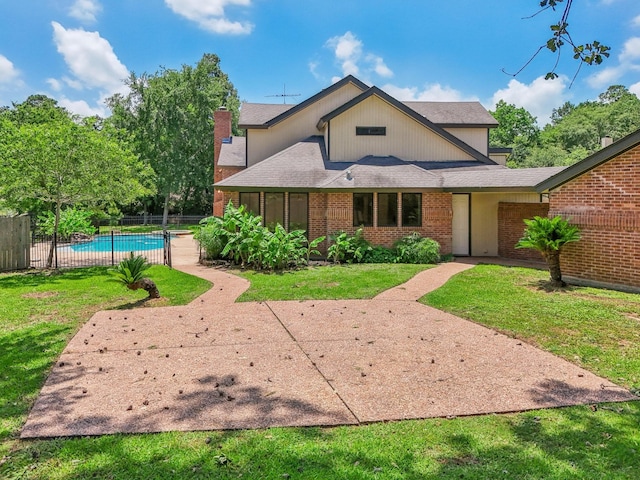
213, 107, 232, 216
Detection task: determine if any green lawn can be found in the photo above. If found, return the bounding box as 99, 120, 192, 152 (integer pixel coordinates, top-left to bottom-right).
236, 263, 431, 301
1, 263, 638, 479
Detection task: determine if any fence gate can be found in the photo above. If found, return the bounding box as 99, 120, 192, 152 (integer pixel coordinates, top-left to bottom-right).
0, 216, 30, 272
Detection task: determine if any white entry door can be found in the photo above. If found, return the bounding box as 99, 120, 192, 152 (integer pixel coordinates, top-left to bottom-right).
452, 194, 470, 256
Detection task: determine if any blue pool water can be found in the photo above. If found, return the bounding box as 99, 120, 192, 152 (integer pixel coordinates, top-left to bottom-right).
70, 234, 164, 252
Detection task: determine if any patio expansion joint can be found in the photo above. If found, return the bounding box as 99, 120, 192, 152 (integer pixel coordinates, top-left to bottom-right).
264, 301, 362, 424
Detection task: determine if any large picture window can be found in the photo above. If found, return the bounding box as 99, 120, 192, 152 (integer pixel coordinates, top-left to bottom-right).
264, 192, 284, 230
239, 192, 260, 217
353, 193, 373, 226
288, 193, 308, 233
377, 193, 397, 226
402, 193, 422, 227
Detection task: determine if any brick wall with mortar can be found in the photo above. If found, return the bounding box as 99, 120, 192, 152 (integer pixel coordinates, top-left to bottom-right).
498, 202, 550, 261
549, 146, 640, 289
317, 192, 452, 255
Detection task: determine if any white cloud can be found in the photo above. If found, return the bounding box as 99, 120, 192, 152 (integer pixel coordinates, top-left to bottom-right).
587, 36, 640, 88
69, 0, 102, 24
326, 31, 362, 76
164, 0, 253, 34
633, 14, 640, 27
0, 54, 20, 84
368, 55, 393, 78
51, 22, 128, 93
57, 96, 105, 117
587, 65, 627, 88
381, 83, 477, 102
620, 37, 640, 63
325, 32, 393, 81
491, 76, 568, 124
46, 78, 62, 91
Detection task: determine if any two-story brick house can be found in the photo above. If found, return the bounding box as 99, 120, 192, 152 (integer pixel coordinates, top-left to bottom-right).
213, 75, 563, 258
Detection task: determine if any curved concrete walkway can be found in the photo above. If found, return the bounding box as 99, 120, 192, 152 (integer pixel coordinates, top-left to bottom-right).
22, 236, 635, 438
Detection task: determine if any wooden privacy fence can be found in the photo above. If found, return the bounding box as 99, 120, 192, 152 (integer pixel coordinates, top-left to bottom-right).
0, 215, 30, 272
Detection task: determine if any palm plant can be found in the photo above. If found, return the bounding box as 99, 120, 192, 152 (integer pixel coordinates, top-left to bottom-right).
516, 215, 580, 287
110, 252, 160, 298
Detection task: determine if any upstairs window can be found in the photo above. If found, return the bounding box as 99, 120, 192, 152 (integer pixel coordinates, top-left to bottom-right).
356, 126, 386, 136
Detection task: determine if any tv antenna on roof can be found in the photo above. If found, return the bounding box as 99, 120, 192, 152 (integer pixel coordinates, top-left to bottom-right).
266, 84, 300, 104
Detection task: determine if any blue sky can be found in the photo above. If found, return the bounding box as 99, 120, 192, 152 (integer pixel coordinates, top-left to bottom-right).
1, 0, 639, 124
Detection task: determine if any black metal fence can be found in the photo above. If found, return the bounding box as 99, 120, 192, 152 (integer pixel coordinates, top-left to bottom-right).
30, 231, 172, 270
100, 215, 208, 228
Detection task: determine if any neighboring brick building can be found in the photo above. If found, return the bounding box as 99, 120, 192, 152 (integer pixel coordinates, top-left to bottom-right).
536, 130, 640, 291
214, 75, 562, 257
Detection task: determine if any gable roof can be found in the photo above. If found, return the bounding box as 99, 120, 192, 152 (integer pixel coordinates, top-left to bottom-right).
404, 101, 498, 127
238, 75, 369, 129
535, 128, 640, 192
215, 136, 561, 192
317, 86, 495, 164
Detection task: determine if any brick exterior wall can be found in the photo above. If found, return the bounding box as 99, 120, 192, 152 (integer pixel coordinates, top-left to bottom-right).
309, 192, 452, 255
498, 202, 550, 261
549, 146, 640, 289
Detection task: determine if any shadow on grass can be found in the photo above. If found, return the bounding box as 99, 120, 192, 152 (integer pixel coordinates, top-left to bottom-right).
0, 322, 71, 443
5, 400, 639, 479
0, 267, 110, 290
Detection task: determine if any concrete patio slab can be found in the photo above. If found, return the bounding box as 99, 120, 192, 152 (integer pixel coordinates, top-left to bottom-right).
20, 241, 637, 438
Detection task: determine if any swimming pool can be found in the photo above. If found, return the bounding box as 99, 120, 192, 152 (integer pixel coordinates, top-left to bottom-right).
70, 234, 165, 252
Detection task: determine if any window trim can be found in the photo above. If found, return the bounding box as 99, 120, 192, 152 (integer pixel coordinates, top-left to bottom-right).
401, 192, 422, 227
377, 192, 398, 227
288, 192, 309, 234
353, 192, 374, 227
356, 126, 386, 136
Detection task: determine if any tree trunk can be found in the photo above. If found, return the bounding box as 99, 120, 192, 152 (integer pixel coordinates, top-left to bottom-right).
544, 249, 566, 287
129, 278, 160, 298
46, 202, 62, 269
162, 193, 170, 229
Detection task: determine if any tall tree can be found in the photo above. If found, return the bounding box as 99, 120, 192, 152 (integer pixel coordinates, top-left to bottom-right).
107, 53, 240, 224
0, 96, 154, 267
489, 100, 539, 148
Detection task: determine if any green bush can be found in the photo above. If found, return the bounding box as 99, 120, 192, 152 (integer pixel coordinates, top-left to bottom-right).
362, 245, 397, 263
194, 202, 324, 271
38, 207, 97, 239
327, 228, 370, 264
394, 233, 440, 264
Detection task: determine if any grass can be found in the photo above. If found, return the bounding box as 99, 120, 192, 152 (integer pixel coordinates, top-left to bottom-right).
422, 264, 640, 391
1, 263, 639, 479
236, 263, 431, 302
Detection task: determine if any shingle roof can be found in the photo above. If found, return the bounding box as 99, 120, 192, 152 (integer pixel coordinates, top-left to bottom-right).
404, 101, 498, 127
238, 75, 369, 128
215, 137, 333, 190
218, 136, 246, 167
215, 137, 563, 192
239, 89, 498, 129
442, 167, 566, 191
238, 103, 293, 126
